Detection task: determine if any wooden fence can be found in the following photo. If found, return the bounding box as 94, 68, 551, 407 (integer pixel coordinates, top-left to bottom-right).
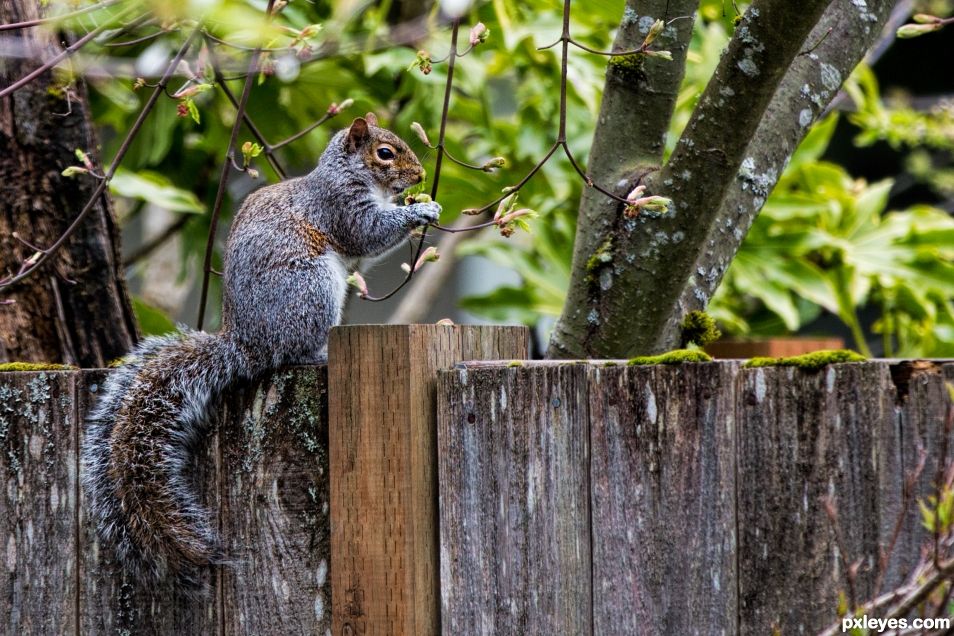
1, 325, 951, 635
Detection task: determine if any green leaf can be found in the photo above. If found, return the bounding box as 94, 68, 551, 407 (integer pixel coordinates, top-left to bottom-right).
132, 296, 176, 336
109, 168, 205, 213
853, 178, 893, 226
186, 97, 200, 124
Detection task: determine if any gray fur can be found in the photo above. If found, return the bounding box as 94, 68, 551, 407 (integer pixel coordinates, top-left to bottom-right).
81, 119, 439, 590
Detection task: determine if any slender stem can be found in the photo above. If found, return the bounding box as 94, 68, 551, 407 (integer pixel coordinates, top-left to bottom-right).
561, 142, 631, 203
430, 19, 460, 200
0, 0, 119, 32
104, 28, 168, 48
210, 59, 287, 180
0, 28, 202, 289
271, 112, 334, 149
123, 215, 190, 267
441, 147, 487, 171
202, 31, 293, 53
361, 18, 461, 303
197, 1, 276, 329
557, 0, 571, 142
0, 3, 137, 99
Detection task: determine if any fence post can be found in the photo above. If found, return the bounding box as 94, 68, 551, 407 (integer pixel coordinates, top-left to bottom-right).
328, 325, 529, 636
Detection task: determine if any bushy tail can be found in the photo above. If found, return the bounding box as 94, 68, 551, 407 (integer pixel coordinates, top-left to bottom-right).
82, 329, 250, 589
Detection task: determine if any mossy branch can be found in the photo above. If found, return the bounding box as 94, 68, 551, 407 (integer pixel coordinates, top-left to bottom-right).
673, 0, 896, 329
548, 0, 699, 359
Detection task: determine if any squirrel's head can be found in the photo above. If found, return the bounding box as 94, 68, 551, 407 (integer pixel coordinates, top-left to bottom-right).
342, 113, 425, 194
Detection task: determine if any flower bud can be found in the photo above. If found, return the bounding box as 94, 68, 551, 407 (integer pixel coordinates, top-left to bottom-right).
469, 22, 488, 46
481, 156, 506, 172
642, 49, 673, 61
625, 185, 646, 202
897, 22, 943, 38
643, 19, 665, 46
346, 271, 368, 296
411, 122, 432, 147
61, 166, 89, 178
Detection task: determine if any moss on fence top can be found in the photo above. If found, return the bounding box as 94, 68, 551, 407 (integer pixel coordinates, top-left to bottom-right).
743, 349, 866, 371
627, 349, 713, 366
0, 362, 77, 372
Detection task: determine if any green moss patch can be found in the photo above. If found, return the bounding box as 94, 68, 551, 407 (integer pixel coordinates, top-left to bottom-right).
608, 53, 646, 83
627, 349, 713, 366
680, 311, 722, 348
0, 362, 77, 372
743, 349, 866, 371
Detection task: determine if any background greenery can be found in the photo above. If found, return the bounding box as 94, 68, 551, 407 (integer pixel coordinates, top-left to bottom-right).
70, 0, 953, 355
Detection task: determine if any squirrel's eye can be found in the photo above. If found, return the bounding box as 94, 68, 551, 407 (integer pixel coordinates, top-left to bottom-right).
376, 147, 395, 160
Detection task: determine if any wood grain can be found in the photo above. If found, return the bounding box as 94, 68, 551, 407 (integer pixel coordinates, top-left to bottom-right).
0, 371, 78, 635
735, 362, 896, 635
588, 362, 739, 635
328, 325, 529, 636
438, 363, 592, 635
1, 355, 950, 634
218, 367, 331, 635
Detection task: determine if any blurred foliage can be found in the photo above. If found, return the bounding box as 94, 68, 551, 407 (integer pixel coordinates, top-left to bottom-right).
710, 114, 954, 357
32, 0, 954, 355
50, 0, 635, 327
459, 9, 954, 357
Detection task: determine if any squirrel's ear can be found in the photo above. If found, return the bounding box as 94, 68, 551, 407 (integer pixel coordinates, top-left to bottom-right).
364, 112, 379, 126
346, 117, 370, 152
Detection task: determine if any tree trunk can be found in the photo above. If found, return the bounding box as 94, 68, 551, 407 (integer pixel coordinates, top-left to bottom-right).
548, 0, 896, 358
0, 0, 136, 366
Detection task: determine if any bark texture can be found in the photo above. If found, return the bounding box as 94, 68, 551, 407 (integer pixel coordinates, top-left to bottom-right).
549, 0, 885, 358
0, 0, 136, 367
548, 0, 698, 358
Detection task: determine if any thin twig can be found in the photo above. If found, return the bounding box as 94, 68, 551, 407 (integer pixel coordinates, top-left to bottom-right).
0, 0, 119, 32
202, 31, 294, 53
271, 112, 334, 149
123, 215, 190, 267
0, 3, 137, 99
206, 40, 286, 180
197, 1, 277, 328
104, 28, 168, 48
0, 28, 202, 290
360, 17, 462, 303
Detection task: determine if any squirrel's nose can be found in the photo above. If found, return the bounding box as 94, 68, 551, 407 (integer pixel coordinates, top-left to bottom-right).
414, 171, 424, 184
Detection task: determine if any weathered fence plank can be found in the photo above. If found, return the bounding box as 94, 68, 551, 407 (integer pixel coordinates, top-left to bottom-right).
438, 360, 953, 635
3, 349, 951, 636
1, 371, 78, 636
218, 367, 331, 635
437, 364, 591, 635
589, 362, 738, 636
328, 325, 529, 636
3, 366, 332, 635
735, 362, 897, 634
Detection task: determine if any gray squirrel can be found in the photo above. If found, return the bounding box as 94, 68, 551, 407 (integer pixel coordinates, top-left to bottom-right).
81, 115, 440, 590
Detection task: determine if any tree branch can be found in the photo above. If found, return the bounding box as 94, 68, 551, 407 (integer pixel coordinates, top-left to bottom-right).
0, 3, 137, 99
671, 0, 897, 337
549, 0, 834, 358
0, 27, 202, 290
386, 213, 487, 324
545, 0, 698, 359
196, 1, 276, 329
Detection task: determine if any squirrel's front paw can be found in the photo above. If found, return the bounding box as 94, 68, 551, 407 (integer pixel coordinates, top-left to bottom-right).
410, 201, 441, 226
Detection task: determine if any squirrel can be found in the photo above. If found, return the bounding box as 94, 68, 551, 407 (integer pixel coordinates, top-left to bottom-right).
81, 114, 440, 590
